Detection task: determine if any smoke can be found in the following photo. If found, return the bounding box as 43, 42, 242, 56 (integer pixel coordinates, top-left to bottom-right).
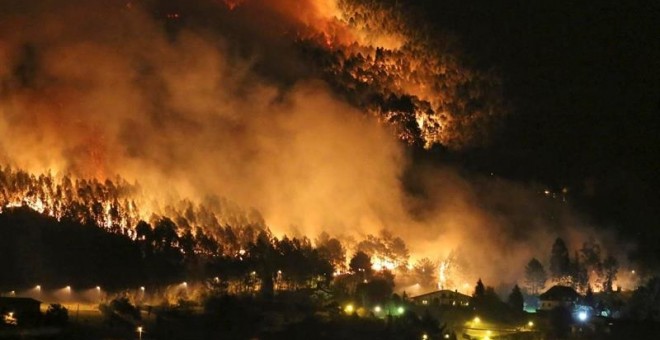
0, 0, 407, 232
0, 0, 626, 289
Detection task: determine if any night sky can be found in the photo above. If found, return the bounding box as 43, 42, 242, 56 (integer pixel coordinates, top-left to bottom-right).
419, 1, 659, 260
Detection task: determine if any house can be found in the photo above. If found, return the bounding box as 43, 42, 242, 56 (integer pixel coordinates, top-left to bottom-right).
411, 289, 471, 307
538, 285, 580, 311
0, 297, 42, 326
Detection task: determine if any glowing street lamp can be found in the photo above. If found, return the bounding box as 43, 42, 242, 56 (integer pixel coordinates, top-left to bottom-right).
397, 306, 404, 315
137, 326, 143, 340
35, 285, 41, 291
344, 304, 354, 314
578, 311, 588, 322
65, 285, 71, 292
528, 321, 534, 327
473, 316, 481, 324
140, 286, 145, 292
96, 286, 101, 291
374, 305, 381, 313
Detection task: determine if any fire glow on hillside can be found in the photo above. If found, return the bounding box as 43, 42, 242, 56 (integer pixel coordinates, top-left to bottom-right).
0, 0, 637, 294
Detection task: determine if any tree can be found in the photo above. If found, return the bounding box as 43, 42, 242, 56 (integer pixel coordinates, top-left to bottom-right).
524, 258, 547, 295
584, 286, 595, 307
473, 279, 485, 301
44, 304, 68, 326
349, 251, 372, 277
580, 240, 602, 274
507, 284, 524, 311
316, 233, 346, 272
550, 237, 570, 282
413, 257, 437, 291
571, 251, 589, 292
624, 276, 660, 321
602, 255, 619, 292
356, 276, 394, 306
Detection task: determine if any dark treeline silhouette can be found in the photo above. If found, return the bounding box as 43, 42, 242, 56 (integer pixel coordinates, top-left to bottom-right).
0, 207, 335, 293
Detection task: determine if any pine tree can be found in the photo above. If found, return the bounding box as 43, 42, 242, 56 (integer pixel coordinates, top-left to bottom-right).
474, 278, 486, 301
524, 258, 547, 295
507, 284, 524, 311
550, 237, 570, 282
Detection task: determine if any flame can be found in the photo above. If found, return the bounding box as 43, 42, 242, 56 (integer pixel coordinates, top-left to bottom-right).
371, 256, 397, 271
438, 260, 449, 289
215, 0, 502, 148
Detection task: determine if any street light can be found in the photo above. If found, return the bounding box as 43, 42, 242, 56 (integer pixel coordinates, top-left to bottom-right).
528, 321, 534, 327
137, 326, 143, 340
374, 306, 381, 313
578, 311, 588, 322
397, 306, 404, 315
344, 304, 354, 314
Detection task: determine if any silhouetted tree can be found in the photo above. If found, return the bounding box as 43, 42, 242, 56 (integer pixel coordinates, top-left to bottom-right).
356, 276, 394, 306
571, 251, 589, 292
44, 304, 68, 327
508, 284, 524, 311
550, 237, 571, 282
624, 276, 660, 321
524, 258, 547, 295
316, 232, 346, 272
413, 257, 437, 291
602, 255, 619, 292
584, 286, 595, 308
349, 251, 372, 277
473, 279, 485, 301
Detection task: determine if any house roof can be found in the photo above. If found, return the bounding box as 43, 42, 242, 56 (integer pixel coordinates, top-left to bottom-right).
539, 285, 580, 301
411, 289, 471, 300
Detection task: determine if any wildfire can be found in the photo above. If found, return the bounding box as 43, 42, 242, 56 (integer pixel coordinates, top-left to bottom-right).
438, 260, 449, 290
371, 257, 397, 271
216, 0, 503, 148
0, 167, 267, 254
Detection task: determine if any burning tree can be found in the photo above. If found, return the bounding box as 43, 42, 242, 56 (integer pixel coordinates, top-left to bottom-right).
355, 230, 410, 271
412, 257, 437, 292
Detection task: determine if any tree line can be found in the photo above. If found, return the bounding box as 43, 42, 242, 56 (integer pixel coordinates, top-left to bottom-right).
524, 237, 620, 295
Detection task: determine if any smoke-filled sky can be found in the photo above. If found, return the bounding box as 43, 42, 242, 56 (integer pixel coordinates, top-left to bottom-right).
0, 0, 658, 286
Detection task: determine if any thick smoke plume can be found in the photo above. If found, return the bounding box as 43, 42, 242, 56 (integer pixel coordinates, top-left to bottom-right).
0, 0, 626, 291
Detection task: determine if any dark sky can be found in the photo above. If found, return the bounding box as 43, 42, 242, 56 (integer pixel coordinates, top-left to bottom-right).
416, 0, 659, 261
